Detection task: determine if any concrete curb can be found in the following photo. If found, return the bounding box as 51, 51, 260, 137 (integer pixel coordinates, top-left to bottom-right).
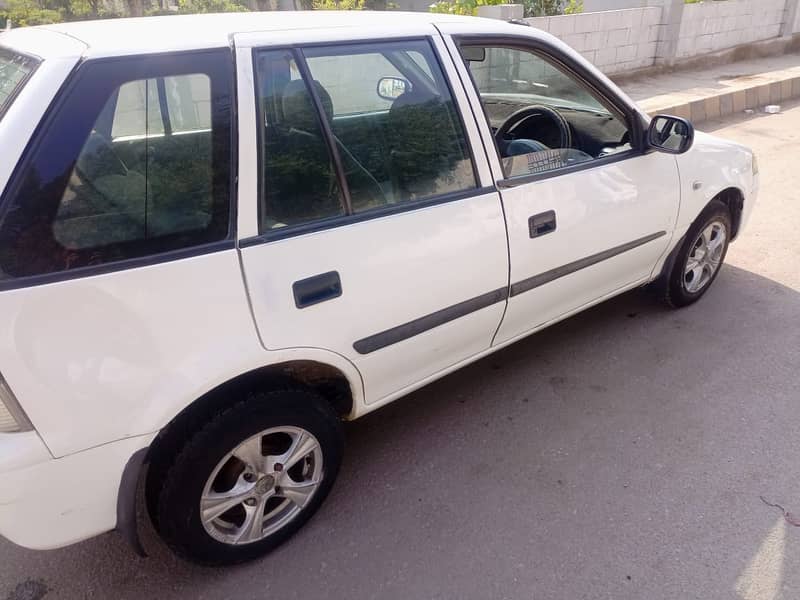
638, 68, 800, 125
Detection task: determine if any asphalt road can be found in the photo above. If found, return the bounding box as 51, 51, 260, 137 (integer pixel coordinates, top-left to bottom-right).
3, 105, 800, 600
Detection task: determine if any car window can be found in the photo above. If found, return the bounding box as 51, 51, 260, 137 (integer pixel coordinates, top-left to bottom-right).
461, 45, 631, 179
0, 47, 38, 121
255, 49, 346, 230
0, 53, 232, 282
254, 40, 477, 234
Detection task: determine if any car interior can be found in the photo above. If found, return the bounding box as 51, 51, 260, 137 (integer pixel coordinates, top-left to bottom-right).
460, 45, 632, 177
256, 46, 476, 230
52, 77, 220, 253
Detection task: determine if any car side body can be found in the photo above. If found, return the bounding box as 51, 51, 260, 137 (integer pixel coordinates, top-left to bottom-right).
0, 12, 757, 559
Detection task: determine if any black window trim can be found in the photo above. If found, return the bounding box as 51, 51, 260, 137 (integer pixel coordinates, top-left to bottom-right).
247, 35, 485, 248
452, 34, 650, 188
240, 185, 496, 247
0, 47, 238, 291
0, 46, 42, 123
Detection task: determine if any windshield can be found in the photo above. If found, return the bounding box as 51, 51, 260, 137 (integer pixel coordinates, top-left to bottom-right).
0, 47, 39, 121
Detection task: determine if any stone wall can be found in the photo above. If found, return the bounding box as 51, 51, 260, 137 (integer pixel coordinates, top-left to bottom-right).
525, 7, 663, 74
675, 0, 787, 58
520, 0, 798, 74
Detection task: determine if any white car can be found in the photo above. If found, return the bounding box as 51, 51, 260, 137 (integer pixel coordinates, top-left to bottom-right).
0, 11, 757, 565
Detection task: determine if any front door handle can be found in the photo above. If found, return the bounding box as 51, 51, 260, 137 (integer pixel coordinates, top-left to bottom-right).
529, 210, 556, 238
292, 271, 342, 308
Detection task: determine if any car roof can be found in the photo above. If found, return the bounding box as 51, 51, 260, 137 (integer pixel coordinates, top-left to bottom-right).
1, 11, 520, 59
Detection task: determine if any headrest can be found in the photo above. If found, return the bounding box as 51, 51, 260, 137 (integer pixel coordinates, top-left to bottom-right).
281, 79, 333, 132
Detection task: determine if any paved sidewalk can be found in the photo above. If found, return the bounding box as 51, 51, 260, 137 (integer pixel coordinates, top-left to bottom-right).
618, 52, 800, 124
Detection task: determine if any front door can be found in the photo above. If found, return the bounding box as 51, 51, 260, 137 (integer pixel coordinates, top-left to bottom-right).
234, 29, 509, 405
440, 27, 680, 345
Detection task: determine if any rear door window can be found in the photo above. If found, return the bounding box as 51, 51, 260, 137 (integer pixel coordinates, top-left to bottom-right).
0, 51, 233, 283
0, 47, 39, 121
254, 39, 477, 234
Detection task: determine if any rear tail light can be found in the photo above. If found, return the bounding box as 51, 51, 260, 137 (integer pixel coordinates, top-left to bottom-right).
0, 374, 32, 433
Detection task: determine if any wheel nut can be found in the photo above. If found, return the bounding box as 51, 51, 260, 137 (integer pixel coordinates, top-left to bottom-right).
244, 498, 257, 506
274, 463, 283, 472
243, 472, 255, 482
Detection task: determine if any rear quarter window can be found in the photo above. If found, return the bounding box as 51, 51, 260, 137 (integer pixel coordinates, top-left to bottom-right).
0, 47, 39, 120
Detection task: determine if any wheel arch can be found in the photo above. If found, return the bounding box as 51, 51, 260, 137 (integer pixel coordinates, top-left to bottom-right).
122, 358, 358, 548
656, 188, 742, 285
715, 186, 745, 240
145, 358, 356, 465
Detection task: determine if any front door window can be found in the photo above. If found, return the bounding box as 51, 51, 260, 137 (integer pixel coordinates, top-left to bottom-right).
461, 45, 632, 179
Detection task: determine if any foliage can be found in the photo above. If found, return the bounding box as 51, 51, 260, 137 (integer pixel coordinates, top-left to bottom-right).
312, 0, 364, 9
428, 0, 504, 16
176, 0, 248, 12
519, 0, 580, 17
1, 0, 62, 26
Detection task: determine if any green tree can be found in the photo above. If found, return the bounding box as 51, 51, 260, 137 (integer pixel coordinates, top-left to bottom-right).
520, 0, 581, 17
429, 0, 504, 16
1, 0, 62, 26
312, 0, 363, 8
176, 0, 248, 12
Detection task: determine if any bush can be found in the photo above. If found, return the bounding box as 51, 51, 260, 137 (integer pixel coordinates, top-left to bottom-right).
176, 0, 248, 12
522, 0, 581, 17
313, 0, 364, 8
429, 0, 504, 16
0, 0, 62, 26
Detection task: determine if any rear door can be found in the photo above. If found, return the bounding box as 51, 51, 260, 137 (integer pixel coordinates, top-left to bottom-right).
234, 27, 509, 405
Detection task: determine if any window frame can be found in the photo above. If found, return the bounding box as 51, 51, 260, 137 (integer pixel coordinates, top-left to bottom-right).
0, 48, 237, 291
244, 36, 487, 247
453, 34, 650, 189
0, 47, 41, 123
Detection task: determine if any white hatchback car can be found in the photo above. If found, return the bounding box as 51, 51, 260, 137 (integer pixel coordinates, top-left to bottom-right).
0, 11, 757, 565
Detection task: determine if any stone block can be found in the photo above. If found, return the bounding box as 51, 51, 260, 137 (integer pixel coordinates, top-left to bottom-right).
585, 31, 609, 50
608, 28, 630, 46
769, 82, 782, 104
648, 24, 662, 42
575, 12, 601, 34
548, 15, 575, 37
781, 79, 793, 102
732, 90, 746, 113
690, 99, 706, 122
639, 41, 658, 59
719, 93, 734, 117
704, 95, 721, 120
594, 47, 617, 66
757, 83, 771, 106
745, 86, 758, 109
616, 44, 637, 62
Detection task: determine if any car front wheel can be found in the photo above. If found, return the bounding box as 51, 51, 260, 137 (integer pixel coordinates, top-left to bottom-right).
662, 199, 732, 308
152, 388, 343, 566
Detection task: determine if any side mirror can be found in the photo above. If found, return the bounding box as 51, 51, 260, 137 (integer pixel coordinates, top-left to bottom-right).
377, 77, 410, 101
647, 115, 694, 154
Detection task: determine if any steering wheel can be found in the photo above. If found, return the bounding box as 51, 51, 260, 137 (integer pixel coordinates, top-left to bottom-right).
494, 105, 572, 151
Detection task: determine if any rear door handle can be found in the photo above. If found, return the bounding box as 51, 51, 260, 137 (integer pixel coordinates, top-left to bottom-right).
292, 271, 342, 309
529, 210, 556, 238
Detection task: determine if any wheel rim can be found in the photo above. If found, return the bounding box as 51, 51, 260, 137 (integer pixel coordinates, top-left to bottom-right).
683, 220, 727, 294
200, 426, 323, 546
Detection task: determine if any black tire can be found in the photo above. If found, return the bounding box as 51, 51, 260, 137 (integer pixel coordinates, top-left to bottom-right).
152, 388, 343, 566
661, 199, 732, 308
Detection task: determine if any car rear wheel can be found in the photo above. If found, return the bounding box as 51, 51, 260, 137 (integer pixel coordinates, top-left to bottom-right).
153, 388, 343, 566
662, 199, 732, 308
